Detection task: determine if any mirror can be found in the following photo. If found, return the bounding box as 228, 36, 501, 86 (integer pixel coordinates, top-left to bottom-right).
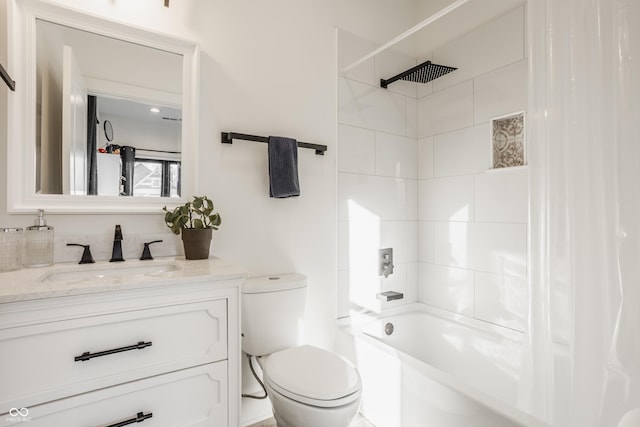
35, 19, 183, 197
8, 0, 199, 212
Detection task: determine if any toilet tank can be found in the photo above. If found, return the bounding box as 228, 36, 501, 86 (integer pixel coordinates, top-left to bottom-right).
241, 273, 307, 356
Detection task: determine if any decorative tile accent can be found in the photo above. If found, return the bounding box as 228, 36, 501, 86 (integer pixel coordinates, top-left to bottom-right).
491, 111, 525, 168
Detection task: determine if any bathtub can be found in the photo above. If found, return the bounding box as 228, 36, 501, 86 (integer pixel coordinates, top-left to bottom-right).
336, 304, 548, 427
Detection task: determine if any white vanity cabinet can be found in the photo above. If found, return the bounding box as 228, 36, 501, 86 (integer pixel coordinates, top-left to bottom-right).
0, 261, 244, 427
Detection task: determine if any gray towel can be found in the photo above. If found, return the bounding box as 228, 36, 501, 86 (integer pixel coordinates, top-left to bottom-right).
268, 136, 300, 198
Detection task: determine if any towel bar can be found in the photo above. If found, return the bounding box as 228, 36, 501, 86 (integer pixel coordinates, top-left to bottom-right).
221, 132, 327, 155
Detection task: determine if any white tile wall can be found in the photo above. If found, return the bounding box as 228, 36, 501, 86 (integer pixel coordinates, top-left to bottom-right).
433, 124, 490, 177
337, 269, 350, 318
474, 60, 528, 124
338, 124, 376, 174
406, 97, 418, 138
415, 6, 528, 333
405, 262, 418, 303
337, 5, 528, 331
418, 221, 434, 263
340, 261, 417, 314
339, 220, 417, 267
379, 221, 418, 263
418, 137, 434, 179
380, 264, 407, 302
338, 220, 349, 270
467, 222, 527, 277
339, 77, 408, 136
337, 40, 419, 316
432, 222, 527, 276
418, 175, 474, 222
475, 167, 528, 223
406, 179, 418, 221
338, 173, 408, 221
418, 263, 474, 315
475, 272, 528, 331
431, 7, 525, 93
433, 221, 471, 269
417, 80, 474, 137
375, 132, 418, 179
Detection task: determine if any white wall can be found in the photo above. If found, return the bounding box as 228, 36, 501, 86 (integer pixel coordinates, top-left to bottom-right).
2, 0, 341, 343
417, 6, 528, 331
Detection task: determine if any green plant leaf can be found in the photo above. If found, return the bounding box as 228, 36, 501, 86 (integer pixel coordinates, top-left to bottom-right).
162, 195, 221, 233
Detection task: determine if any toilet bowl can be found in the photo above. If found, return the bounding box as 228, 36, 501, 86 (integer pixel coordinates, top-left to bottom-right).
241, 274, 362, 427
260, 345, 361, 427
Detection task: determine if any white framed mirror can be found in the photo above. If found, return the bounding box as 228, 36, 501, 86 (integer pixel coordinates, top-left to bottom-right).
7, 0, 199, 213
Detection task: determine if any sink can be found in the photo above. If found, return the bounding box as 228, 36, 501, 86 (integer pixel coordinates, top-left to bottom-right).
40, 263, 180, 282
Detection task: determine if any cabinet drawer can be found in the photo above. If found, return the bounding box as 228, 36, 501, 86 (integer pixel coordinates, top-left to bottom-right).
0, 299, 226, 411
0, 362, 228, 427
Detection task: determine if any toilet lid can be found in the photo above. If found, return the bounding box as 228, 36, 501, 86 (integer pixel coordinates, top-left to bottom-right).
263, 345, 361, 407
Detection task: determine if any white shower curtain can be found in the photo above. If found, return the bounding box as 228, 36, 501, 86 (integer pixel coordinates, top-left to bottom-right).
522, 0, 640, 426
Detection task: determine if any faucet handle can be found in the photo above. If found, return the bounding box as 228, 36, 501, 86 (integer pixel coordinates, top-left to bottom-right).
140, 240, 163, 260
378, 248, 394, 278
67, 243, 95, 264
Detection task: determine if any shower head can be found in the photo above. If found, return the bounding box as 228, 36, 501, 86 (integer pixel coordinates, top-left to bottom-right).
380, 60, 457, 89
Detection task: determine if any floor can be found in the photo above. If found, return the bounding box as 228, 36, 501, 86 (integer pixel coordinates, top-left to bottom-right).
248, 413, 375, 427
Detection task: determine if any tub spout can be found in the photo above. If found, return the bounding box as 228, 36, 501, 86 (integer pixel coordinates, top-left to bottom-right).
377, 291, 404, 301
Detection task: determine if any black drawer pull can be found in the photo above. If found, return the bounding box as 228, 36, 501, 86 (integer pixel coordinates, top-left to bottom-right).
104, 411, 153, 427
74, 341, 152, 362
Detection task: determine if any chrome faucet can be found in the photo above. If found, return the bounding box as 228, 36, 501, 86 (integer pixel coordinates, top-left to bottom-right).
379, 248, 394, 278
109, 225, 125, 262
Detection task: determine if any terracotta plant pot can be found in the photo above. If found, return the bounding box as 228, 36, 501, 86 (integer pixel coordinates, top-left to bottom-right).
181, 228, 212, 260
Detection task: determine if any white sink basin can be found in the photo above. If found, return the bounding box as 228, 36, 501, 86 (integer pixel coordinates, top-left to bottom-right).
40, 263, 179, 282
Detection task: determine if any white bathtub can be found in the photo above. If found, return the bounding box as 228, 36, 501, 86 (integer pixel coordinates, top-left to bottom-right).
336, 304, 548, 427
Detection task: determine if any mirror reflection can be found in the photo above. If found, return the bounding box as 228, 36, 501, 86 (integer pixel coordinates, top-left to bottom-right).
35, 19, 183, 197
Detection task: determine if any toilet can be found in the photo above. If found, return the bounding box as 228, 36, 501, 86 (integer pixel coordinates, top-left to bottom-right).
241, 273, 362, 427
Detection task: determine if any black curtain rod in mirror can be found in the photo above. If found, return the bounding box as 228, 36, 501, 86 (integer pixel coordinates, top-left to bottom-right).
0, 63, 15, 91
221, 132, 327, 155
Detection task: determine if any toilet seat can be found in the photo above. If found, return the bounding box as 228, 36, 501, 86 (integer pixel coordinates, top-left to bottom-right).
262, 345, 361, 408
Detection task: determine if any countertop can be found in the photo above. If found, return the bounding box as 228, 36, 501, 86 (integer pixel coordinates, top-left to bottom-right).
0, 257, 248, 304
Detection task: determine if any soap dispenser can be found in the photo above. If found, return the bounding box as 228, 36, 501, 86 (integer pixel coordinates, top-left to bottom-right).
25, 209, 54, 267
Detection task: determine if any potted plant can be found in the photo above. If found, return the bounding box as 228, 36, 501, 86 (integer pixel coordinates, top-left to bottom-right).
163, 195, 222, 260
